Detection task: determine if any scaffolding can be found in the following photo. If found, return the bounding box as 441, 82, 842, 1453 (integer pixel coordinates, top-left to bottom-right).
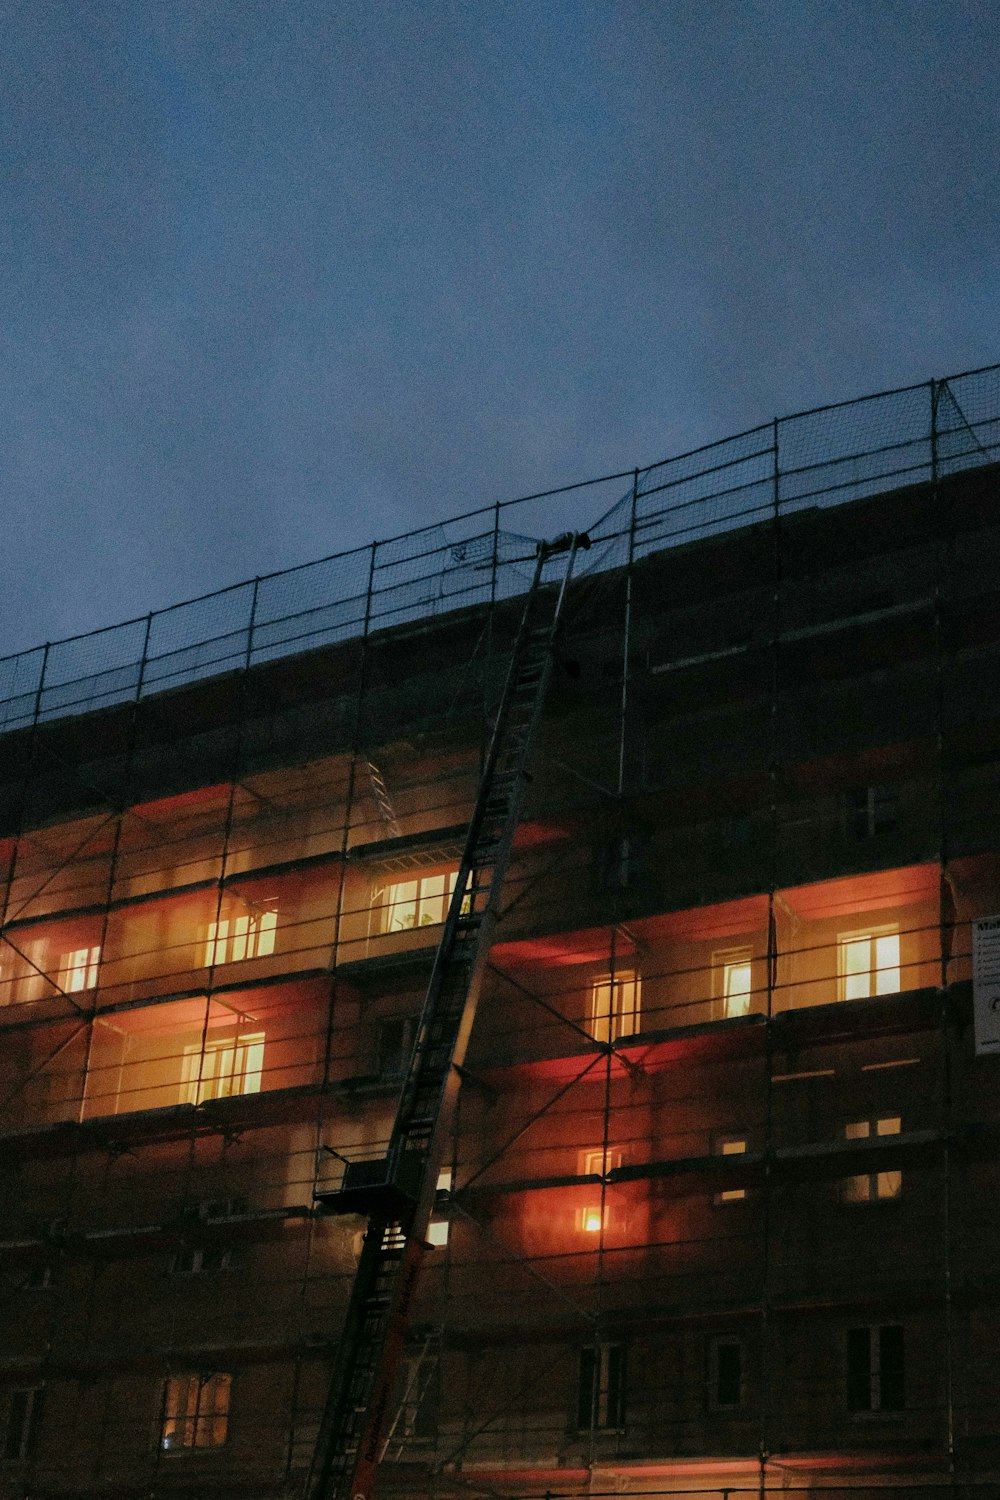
0, 364, 998, 1500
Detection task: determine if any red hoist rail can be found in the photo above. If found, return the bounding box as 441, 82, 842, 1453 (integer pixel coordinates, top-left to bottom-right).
309, 530, 590, 1500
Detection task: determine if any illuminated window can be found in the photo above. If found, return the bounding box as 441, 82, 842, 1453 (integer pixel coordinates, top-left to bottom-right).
181, 1033, 265, 1104
714, 1136, 748, 1204
61, 945, 101, 992
841, 1117, 902, 1202
838, 927, 900, 1001
577, 1343, 625, 1430
588, 970, 640, 1044
375, 871, 461, 933
707, 1337, 743, 1409
160, 1372, 231, 1451
847, 1326, 904, 1412
715, 947, 753, 1017
426, 1169, 452, 1248
202, 910, 276, 967
577, 1147, 622, 1233
4, 1387, 44, 1461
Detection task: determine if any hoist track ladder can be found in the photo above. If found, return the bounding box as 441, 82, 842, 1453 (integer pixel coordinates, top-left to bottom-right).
308, 529, 590, 1500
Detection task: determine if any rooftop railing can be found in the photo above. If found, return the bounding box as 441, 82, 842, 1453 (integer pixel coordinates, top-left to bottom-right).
1, 363, 997, 735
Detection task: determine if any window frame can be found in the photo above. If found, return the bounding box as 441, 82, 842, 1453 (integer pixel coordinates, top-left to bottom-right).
160, 1371, 233, 1452
201, 909, 276, 968
61, 944, 101, 993
713, 947, 754, 1019
576, 1342, 626, 1432
846, 1325, 905, 1413
707, 1336, 744, 1411
588, 970, 640, 1045
837, 924, 901, 1002
713, 1134, 748, 1204
374, 870, 460, 935
180, 1031, 265, 1105
840, 1116, 902, 1203
4, 1386, 44, 1463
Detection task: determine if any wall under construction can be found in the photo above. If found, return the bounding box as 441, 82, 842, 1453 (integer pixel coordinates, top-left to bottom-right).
0, 365, 999, 1500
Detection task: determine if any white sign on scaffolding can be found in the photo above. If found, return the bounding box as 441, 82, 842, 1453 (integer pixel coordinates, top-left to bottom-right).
972, 916, 1000, 1055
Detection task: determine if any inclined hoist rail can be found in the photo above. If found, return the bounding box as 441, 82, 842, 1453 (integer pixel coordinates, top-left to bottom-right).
309, 530, 590, 1500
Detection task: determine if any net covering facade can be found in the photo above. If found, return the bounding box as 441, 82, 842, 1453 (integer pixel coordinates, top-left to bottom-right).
0, 364, 998, 1500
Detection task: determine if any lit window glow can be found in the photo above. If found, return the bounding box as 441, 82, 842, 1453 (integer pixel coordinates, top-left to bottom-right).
714, 1137, 748, 1203
715, 947, 753, 1018
181, 1033, 265, 1104
376, 871, 463, 933
161, 1372, 231, 1451
202, 910, 276, 967
842, 1116, 902, 1202
839, 927, 900, 1001
588, 971, 640, 1044
427, 1169, 452, 1247
577, 1148, 622, 1232
62, 945, 101, 992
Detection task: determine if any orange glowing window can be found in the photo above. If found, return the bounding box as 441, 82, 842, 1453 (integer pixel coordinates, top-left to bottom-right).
577, 1205, 607, 1234
426, 1170, 452, 1248
61, 945, 101, 993
714, 1137, 748, 1204
838, 927, 900, 1001
714, 948, 753, 1017
588, 971, 640, 1044
375, 871, 463, 934
841, 1116, 902, 1202
181, 1033, 265, 1104
577, 1147, 622, 1233
202, 910, 276, 967
160, 1372, 231, 1451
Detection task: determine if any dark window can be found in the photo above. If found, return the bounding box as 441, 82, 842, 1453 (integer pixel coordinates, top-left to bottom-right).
847, 1325, 904, 1412
171, 1198, 246, 1275
377, 1016, 416, 1080
849, 785, 898, 839
577, 1343, 625, 1430
709, 1338, 743, 1409
22, 1263, 53, 1290
5, 1387, 44, 1461
172, 1244, 233, 1275
599, 835, 646, 891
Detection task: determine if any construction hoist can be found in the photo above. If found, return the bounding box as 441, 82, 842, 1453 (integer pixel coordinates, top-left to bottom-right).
309, 530, 590, 1500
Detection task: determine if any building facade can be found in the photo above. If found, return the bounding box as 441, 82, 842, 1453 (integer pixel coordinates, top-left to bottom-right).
0, 367, 999, 1500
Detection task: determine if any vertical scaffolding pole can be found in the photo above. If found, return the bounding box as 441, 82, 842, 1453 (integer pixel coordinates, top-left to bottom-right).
616, 471, 639, 799
759, 415, 782, 1495
76, 610, 154, 1125
930, 378, 958, 1486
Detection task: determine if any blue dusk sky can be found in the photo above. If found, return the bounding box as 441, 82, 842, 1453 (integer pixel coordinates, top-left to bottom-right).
2, 0, 997, 654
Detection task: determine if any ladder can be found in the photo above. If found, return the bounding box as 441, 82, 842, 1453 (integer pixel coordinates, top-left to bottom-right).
309, 530, 589, 1500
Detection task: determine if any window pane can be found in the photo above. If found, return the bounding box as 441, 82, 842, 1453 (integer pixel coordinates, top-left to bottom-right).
418, 874, 446, 925
874, 933, 900, 995
842, 937, 872, 1000
879, 1326, 905, 1410
846, 1328, 872, 1411
606, 1344, 625, 1427
231, 915, 250, 962
716, 1342, 742, 1407
576, 1347, 597, 1428
257, 909, 277, 955
724, 961, 752, 1016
